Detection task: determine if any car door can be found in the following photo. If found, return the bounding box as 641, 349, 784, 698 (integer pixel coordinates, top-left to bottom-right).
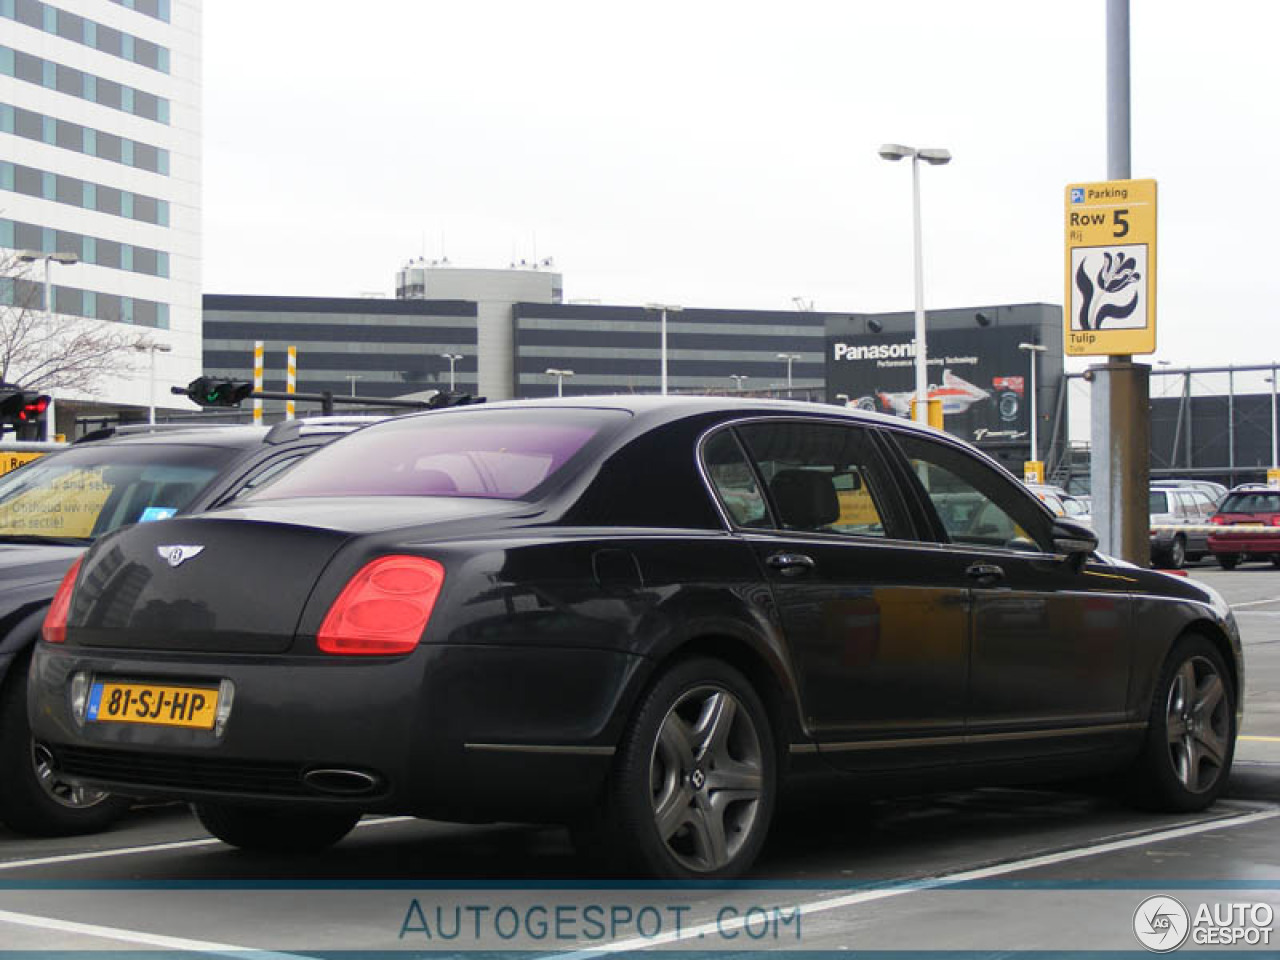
704, 420, 970, 773
889, 431, 1136, 760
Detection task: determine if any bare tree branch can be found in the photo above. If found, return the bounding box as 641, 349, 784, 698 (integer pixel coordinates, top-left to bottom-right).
0, 249, 151, 394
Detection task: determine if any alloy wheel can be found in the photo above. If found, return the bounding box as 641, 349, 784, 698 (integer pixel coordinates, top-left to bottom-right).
648, 685, 764, 873
30, 741, 111, 810
1165, 655, 1230, 794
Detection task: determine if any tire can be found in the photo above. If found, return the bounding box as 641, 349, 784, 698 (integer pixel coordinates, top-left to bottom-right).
1271, 556, 1280, 569
581, 657, 776, 879
1217, 553, 1239, 570
193, 802, 360, 854
1167, 536, 1186, 570
0, 655, 132, 836
1128, 634, 1236, 812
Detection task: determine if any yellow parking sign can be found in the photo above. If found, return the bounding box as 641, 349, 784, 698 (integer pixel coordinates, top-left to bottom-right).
1064, 178, 1157, 356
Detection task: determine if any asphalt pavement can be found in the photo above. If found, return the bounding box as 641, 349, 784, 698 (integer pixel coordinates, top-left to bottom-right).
1, 560, 1279, 954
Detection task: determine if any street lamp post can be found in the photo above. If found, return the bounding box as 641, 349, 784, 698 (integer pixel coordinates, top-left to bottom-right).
878, 144, 951, 424
729, 374, 748, 392
440, 353, 463, 391
16, 250, 80, 319
134, 341, 172, 425
1018, 342, 1048, 463
645, 304, 682, 395
345, 375, 362, 396
776, 353, 801, 392
1269, 370, 1278, 471
545, 368, 574, 397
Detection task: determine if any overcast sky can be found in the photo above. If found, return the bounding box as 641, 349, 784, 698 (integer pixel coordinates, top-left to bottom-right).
203, 0, 1279, 374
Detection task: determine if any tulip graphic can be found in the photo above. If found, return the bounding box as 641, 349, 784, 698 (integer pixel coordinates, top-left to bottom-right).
1075, 250, 1142, 330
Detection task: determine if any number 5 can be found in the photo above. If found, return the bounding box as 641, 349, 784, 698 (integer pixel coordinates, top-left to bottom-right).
1112, 208, 1130, 238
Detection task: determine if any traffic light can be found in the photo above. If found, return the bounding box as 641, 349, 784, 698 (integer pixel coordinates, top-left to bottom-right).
0, 385, 51, 440
183, 377, 254, 407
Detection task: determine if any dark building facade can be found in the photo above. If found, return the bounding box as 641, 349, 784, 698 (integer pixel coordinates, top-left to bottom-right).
826, 303, 1065, 474
513, 303, 827, 398
203, 295, 479, 402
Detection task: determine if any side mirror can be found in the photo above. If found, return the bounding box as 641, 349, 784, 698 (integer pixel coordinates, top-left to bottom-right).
1052, 518, 1098, 563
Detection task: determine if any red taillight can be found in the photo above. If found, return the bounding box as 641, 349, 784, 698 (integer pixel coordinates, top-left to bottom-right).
43, 556, 83, 644
1269, 516, 1280, 527
1210, 515, 1227, 525
317, 556, 444, 656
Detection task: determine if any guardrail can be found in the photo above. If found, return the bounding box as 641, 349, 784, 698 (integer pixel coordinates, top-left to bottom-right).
1150, 524, 1280, 537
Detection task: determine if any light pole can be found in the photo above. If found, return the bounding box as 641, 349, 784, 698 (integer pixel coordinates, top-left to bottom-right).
1268, 371, 1278, 471
645, 303, 682, 395
16, 250, 80, 319
729, 374, 748, 392
345, 374, 362, 396
440, 353, 463, 391
878, 144, 951, 424
1018, 342, 1048, 463
544, 368, 574, 397
776, 353, 801, 392
134, 341, 172, 425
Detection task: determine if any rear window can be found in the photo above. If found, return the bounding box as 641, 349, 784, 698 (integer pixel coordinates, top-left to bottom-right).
251, 408, 627, 501
1219, 491, 1280, 514
1149, 491, 1170, 514
0, 445, 226, 541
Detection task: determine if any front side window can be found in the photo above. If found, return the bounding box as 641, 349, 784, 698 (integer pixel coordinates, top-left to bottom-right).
735, 421, 902, 538
251, 408, 628, 502
896, 433, 1051, 552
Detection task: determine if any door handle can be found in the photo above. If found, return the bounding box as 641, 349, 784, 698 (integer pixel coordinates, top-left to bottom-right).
767, 552, 815, 576
966, 562, 1005, 584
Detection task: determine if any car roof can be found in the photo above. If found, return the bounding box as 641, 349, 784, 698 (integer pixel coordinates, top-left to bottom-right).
74, 424, 271, 449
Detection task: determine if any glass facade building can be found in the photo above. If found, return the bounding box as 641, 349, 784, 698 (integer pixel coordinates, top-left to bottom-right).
0, 0, 200, 414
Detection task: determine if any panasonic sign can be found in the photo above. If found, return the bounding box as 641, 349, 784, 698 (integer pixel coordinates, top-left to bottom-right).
833, 341, 918, 362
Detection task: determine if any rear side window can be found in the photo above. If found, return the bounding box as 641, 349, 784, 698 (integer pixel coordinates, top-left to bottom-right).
252, 408, 628, 501
734, 421, 905, 538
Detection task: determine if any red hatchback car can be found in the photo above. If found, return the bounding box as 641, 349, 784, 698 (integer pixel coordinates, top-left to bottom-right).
1208, 484, 1280, 569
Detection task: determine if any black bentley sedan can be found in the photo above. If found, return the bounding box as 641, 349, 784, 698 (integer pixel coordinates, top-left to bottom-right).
29, 398, 1242, 877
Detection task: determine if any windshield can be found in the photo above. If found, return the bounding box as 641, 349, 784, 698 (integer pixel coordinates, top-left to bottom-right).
1219, 491, 1280, 514
0, 445, 227, 542
251, 408, 628, 502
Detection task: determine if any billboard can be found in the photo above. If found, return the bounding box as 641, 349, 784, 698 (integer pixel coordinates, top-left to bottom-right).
826, 324, 1057, 458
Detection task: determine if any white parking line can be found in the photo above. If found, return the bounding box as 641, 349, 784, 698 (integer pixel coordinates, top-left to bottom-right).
547, 804, 1280, 960
0, 815, 414, 872
1232, 596, 1280, 608
0, 908, 305, 959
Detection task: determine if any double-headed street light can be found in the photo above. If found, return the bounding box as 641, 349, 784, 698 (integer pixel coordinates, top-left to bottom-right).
729, 374, 748, 391
16, 250, 79, 319
134, 341, 172, 425
440, 353, 463, 391
776, 353, 801, 391
878, 143, 951, 424
545, 367, 574, 397
1018, 342, 1048, 464
645, 303, 682, 395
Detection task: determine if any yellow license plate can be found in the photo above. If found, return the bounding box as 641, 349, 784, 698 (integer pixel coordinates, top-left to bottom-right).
87, 681, 219, 729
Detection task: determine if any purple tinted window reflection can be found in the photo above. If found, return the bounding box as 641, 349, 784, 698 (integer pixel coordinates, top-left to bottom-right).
252, 410, 624, 501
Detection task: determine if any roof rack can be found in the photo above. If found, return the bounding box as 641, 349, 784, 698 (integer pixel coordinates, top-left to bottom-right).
263, 415, 388, 445
74, 423, 252, 444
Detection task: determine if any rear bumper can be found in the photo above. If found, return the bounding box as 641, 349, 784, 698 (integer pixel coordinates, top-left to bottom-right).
1208, 534, 1280, 555
28, 642, 649, 823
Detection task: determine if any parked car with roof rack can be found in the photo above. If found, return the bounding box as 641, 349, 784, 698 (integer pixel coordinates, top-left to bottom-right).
0, 417, 382, 835
1149, 485, 1217, 569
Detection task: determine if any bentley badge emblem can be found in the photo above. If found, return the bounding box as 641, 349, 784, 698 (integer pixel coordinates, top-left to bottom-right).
157, 544, 205, 568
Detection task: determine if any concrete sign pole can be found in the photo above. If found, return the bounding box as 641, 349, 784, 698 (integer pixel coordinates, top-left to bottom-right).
1089, 0, 1150, 564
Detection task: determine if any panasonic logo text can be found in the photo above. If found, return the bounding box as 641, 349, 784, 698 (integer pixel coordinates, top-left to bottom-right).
833, 341, 918, 362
